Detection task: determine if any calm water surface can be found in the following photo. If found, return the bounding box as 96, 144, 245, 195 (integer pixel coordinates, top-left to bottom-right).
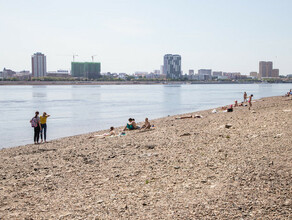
0, 84, 291, 148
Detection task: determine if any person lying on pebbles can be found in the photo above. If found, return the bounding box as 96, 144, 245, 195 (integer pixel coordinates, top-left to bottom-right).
175, 115, 203, 119
88, 127, 116, 139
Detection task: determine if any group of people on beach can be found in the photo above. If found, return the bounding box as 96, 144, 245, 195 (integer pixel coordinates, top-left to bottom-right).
233, 92, 253, 110
89, 117, 152, 139
30, 111, 50, 144
220, 92, 254, 113
29, 91, 259, 144
123, 117, 151, 131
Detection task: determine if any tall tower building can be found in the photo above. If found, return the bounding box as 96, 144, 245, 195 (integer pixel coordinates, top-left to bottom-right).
163, 54, 181, 79
259, 61, 273, 78
31, 52, 47, 77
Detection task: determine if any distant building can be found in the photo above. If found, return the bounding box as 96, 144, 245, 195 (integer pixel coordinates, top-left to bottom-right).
2, 68, 16, 78
223, 72, 242, 79
32, 52, 47, 77
134, 71, 148, 78
189, 69, 194, 75
212, 71, 223, 76
71, 62, 101, 79
272, 69, 279, 78
250, 72, 258, 78
198, 69, 212, 75
47, 72, 71, 78
153, 70, 160, 74
197, 69, 212, 80
15, 70, 31, 80
163, 54, 181, 79
259, 61, 273, 78
118, 73, 127, 80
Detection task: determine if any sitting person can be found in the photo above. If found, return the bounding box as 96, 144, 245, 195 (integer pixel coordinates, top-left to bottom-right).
227, 105, 233, 112
141, 118, 151, 129
234, 100, 238, 107
123, 118, 139, 131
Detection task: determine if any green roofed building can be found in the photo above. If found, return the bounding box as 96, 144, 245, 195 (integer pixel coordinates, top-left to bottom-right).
71, 62, 101, 79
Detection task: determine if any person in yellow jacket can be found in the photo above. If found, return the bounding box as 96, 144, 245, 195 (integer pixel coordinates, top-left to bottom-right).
40, 112, 50, 143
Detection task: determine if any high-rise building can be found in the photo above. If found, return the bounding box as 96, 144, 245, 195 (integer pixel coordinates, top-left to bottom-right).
259, 61, 273, 78
71, 62, 101, 79
163, 54, 181, 79
31, 52, 47, 77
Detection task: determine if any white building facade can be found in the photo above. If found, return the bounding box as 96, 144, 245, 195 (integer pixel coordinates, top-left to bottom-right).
32, 52, 47, 77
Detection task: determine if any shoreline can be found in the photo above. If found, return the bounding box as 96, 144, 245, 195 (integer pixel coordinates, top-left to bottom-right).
0, 95, 287, 150
0, 96, 291, 218
0, 96, 273, 150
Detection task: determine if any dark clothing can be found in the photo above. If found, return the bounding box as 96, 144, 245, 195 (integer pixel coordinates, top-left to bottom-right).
34, 126, 40, 143
40, 123, 47, 141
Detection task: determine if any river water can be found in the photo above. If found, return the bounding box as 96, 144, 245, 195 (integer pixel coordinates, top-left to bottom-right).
0, 83, 291, 148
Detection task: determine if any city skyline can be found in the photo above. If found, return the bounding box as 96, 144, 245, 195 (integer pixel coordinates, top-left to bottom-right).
1, 0, 292, 74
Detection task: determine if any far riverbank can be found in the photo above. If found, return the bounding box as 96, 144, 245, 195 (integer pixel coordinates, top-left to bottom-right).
1, 80, 291, 86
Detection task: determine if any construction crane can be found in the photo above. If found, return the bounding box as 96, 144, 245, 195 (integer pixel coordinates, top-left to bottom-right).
73, 54, 78, 62
91, 55, 97, 62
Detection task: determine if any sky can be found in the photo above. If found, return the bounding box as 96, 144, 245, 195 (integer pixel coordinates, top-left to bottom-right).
0, 0, 292, 75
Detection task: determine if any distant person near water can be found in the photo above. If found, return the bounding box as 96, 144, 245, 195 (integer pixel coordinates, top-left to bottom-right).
244, 92, 247, 102
248, 94, 254, 110
30, 111, 42, 144
40, 112, 50, 143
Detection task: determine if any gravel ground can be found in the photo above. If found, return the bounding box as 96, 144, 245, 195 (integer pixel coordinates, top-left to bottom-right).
0, 96, 291, 219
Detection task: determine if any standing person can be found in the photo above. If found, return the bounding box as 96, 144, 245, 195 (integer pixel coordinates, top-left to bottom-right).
243, 92, 247, 102
30, 111, 42, 144
248, 94, 253, 110
40, 112, 50, 143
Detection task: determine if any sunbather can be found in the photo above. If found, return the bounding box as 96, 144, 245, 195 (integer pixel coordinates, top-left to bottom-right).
141, 118, 151, 129
175, 115, 193, 119
88, 127, 116, 139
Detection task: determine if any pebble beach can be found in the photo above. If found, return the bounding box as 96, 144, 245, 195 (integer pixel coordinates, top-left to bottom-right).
0, 96, 291, 219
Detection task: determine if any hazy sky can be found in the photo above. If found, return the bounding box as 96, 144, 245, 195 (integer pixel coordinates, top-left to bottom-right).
1, 0, 292, 74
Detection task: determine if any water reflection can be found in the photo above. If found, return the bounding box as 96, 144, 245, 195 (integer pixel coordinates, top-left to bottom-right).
162, 85, 182, 115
